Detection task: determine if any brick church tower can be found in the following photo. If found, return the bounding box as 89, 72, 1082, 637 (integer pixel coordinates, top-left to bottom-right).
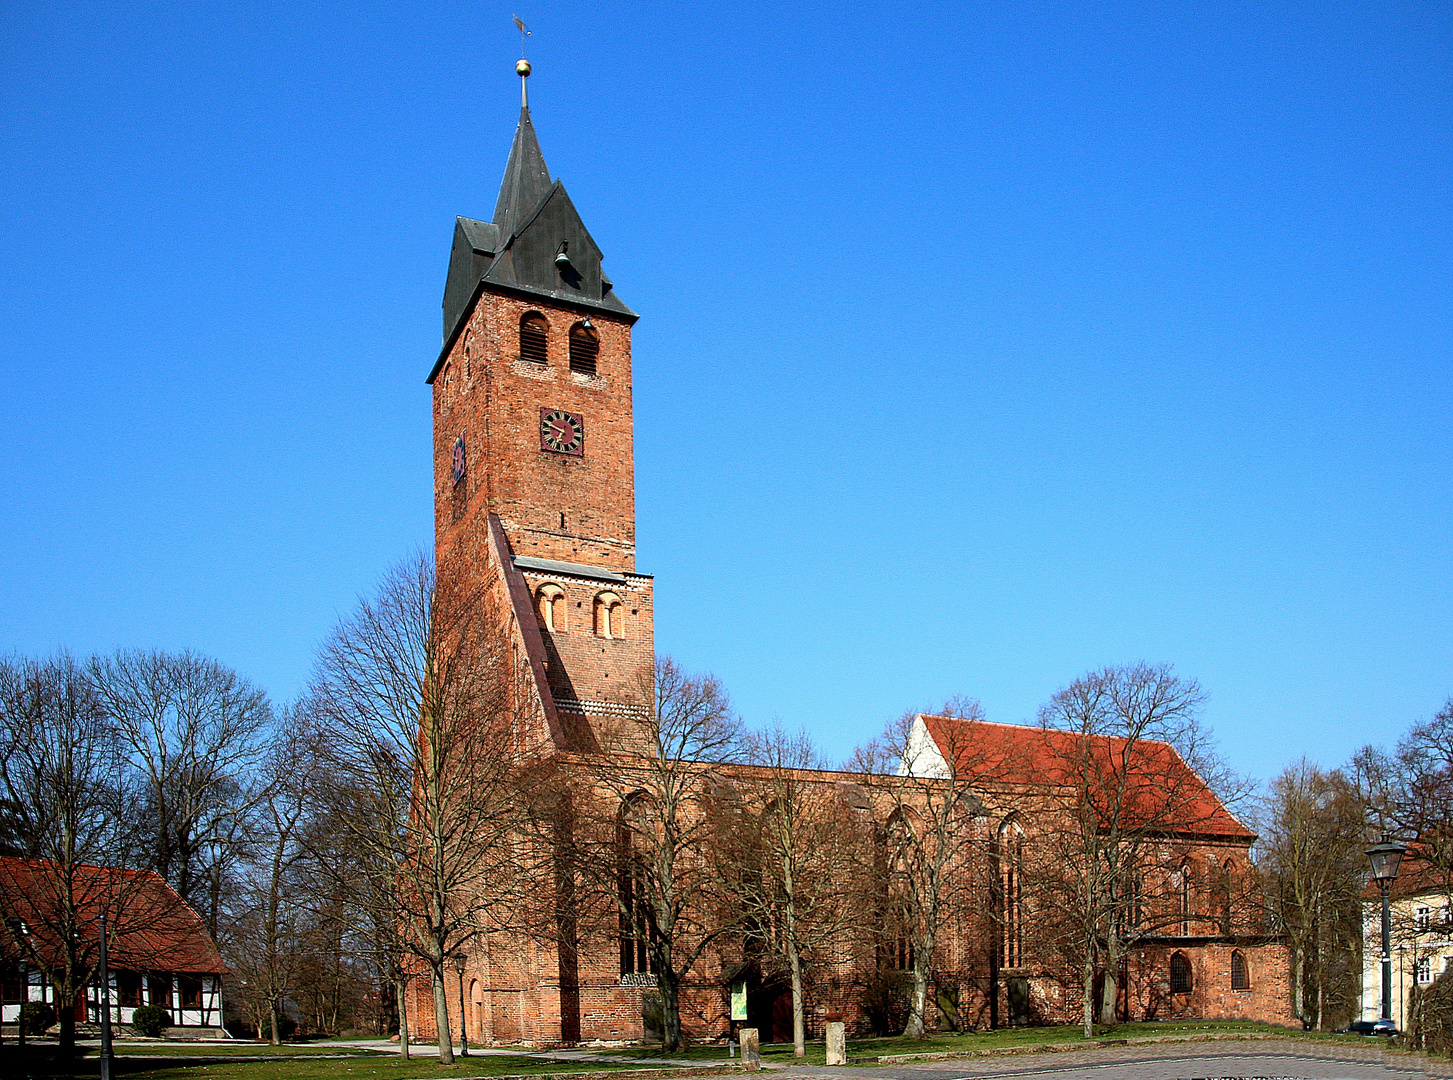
428, 62, 653, 752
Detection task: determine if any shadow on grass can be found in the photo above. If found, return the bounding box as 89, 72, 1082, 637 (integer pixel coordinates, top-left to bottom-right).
0, 1046, 669, 1080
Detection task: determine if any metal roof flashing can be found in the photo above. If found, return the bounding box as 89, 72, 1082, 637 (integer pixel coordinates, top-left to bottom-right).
512, 555, 629, 584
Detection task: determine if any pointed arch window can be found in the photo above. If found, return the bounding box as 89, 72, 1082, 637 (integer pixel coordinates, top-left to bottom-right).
536, 583, 566, 632
617, 797, 656, 977
1169, 951, 1193, 994
998, 817, 1026, 968
883, 812, 917, 972
569, 321, 599, 376
595, 591, 624, 639
520, 313, 549, 365
1230, 950, 1250, 991
1218, 858, 1235, 935
1178, 859, 1192, 936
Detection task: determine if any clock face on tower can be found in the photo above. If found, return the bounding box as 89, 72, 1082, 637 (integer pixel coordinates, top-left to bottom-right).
540, 408, 585, 456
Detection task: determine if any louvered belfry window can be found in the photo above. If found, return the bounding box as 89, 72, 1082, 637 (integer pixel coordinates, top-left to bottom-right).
520, 314, 549, 365
569, 322, 599, 375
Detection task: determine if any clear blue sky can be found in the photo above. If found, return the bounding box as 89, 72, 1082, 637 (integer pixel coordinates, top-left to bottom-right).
2, 1, 1449, 783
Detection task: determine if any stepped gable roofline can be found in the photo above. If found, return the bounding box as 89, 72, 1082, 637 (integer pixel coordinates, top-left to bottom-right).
918, 714, 1254, 841
0, 856, 226, 973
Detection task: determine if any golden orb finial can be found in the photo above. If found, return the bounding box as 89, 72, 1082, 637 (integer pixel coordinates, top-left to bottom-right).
516, 58, 531, 78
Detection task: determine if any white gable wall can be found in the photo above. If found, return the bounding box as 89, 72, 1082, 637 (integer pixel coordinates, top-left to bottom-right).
897, 714, 951, 778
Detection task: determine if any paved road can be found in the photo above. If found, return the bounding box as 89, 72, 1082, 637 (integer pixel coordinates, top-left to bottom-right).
774, 1042, 1445, 1080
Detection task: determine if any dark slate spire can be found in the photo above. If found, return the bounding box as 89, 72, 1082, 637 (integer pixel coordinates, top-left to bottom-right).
492, 107, 552, 240
432, 67, 636, 381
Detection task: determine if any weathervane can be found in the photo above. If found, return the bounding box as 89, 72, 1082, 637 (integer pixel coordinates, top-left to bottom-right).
513, 15, 532, 108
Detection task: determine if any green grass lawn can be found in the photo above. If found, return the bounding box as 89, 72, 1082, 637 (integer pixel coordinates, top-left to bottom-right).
601, 1019, 1340, 1066
0, 1045, 702, 1080
0, 1020, 1356, 1079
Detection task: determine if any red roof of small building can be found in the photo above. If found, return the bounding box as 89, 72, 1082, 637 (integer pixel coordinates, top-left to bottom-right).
1360, 851, 1453, 901
0, 857, 226, 974
920, 715, 1254, 841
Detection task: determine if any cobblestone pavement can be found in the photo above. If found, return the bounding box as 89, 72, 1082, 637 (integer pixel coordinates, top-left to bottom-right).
773, 1041, 1446, 1080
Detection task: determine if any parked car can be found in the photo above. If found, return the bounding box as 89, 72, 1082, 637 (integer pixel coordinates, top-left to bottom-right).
1338, 1019, 1398, 1036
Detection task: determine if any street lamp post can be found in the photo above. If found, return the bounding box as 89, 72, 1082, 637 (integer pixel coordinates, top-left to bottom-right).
98, 912, 113, 1080
1366, 837, 1409, 1033
451, 954, 468, 1057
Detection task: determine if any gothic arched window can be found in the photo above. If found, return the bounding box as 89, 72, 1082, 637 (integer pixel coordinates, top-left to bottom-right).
1230, 949, 1250, 991
1178, 859, 1192, 936
536, 584, 566, 632
1218, 858, 1235, 935
520, 312, 549, 365
617, 796, 656, 977
595, 591, 623, 639
998, 817, 1026, 968
883, 811, 918, 972
1170, 951, 1193, 994
569, 321, 599, 376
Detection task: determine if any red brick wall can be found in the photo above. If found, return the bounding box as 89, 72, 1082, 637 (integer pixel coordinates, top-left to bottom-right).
403, 759, 1297, 1045
434, 293, 638, 575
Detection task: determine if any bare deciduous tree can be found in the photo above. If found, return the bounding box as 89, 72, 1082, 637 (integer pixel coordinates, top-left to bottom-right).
552, 655, 742, 1051
0, 652, 144, 1052
89, 649, 272, 935
737, 724, 870, 1056
1255, 759, 1367, 1029
852, 696, 991, 1039
307, 553, 526, 1064
224, 720, 315, 1043
1028, 663, 1230, 1038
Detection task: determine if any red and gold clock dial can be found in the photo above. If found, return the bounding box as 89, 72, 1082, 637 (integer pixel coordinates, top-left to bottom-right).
540, 408, 585, 456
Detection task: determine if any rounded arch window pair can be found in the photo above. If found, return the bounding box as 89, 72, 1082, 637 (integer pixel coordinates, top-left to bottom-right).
516, 312, 599, 375
595, 591, 624, 639
535, 583, 566, 632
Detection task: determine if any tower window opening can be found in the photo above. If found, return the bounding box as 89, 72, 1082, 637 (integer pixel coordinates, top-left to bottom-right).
595, 591, 624, 639
569, 322, 599, 376
520, 313, 549, 365
536, 584, 566, 633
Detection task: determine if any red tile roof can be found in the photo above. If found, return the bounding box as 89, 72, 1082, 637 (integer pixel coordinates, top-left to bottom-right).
1360, 851, 1453, 901
920, 715, 1253, 841
0, 857, 226, 974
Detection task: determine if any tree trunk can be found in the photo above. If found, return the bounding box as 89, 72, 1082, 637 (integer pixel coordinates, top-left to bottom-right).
430, 966, 454, 1064
57, 994, 76, 1053
270, 1001, 281, 1045
659, 970, 683, 1052
1098, 940, 1118, 1027
1082, 955, 1096, 1039
1314, 915, 1327, 1031
396, 978, 410, 1060
1099, 972, 1117, 1026
1291, 943, 1305, 1024
789, 943, 805, 1058
903, 957, 929, 1038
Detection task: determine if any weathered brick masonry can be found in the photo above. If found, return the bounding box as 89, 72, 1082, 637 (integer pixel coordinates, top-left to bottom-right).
407, 76, 1297, 1046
